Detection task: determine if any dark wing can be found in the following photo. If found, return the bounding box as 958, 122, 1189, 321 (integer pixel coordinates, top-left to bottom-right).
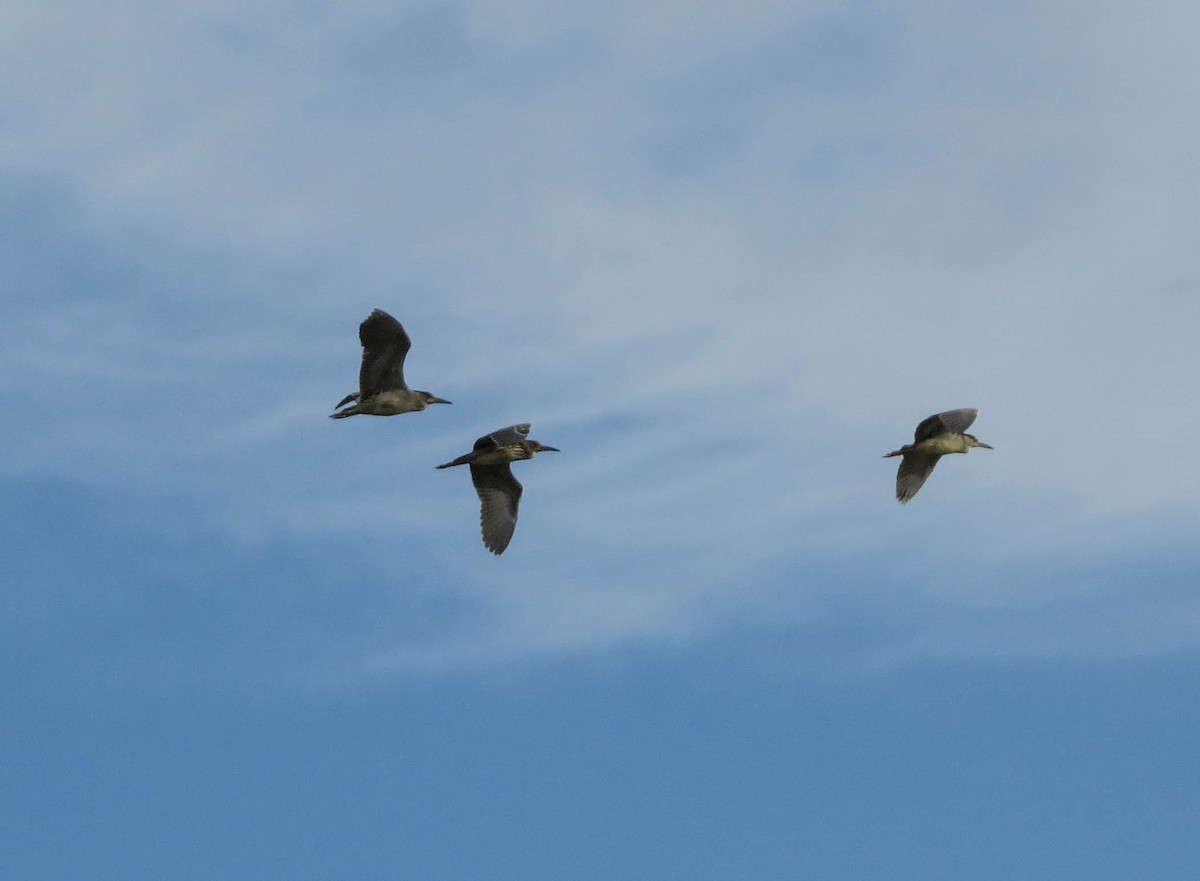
473, 423, 532, 451
357, 309, 412, 397
895, 452, 939, 503
914, 408, 977, 442
470, 464, 523, 554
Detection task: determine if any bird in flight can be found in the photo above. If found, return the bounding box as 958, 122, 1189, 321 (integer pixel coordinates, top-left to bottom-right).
437, 423, 559, 554
884, 408, 992, 503
331, 309, 451, 418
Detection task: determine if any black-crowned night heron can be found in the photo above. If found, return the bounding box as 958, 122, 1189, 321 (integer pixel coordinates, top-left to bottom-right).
884, 408, 993, 503
331, 309, 451, 418
436, 423, 559, 555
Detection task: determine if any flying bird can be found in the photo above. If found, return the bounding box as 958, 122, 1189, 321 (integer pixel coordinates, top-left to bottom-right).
331, 309, 451, 418
437, 423, 559, 554
884, 408, 993, 503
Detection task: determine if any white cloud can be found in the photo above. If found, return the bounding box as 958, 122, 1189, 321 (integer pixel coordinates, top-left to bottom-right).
3, 0, 1199, 675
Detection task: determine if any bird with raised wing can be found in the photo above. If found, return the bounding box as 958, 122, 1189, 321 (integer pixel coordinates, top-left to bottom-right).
437, 423, 559, 554
884, 408, 993, 503
331, 309, 451, 418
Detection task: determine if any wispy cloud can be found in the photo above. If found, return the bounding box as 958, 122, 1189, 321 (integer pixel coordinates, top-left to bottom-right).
3, 1, 1198, 676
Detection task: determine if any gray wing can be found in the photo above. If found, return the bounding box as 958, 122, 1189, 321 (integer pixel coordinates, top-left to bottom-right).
914, 408, 977, 442
896, 452, 939, 503
474, 423, 532, 452
470, 464, 522, 554
357, 309, 412, 397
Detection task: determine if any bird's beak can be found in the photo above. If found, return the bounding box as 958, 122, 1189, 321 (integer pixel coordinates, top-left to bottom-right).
430, 397, 452, 405
542, 445, 561, 453
977, 441, 994, 449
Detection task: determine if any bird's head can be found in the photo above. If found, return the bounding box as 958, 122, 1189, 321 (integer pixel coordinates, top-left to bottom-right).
964, 433, 993, 450
416, 391, 452, 407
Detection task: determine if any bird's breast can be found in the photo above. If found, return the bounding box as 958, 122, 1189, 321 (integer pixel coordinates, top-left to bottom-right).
470, 448, 524, 466
915, 435, 969, 456
360, 391, 423, 415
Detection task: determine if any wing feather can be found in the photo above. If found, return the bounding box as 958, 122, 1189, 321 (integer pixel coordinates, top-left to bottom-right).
357, 309, 412, 397
895, 452, 939, 503
470, 464, 523, 554
914, 408, 977, 442
474, 423, 531, 451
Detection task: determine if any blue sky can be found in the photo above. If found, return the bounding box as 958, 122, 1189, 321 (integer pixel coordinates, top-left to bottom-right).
3, 1, 1199, 878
